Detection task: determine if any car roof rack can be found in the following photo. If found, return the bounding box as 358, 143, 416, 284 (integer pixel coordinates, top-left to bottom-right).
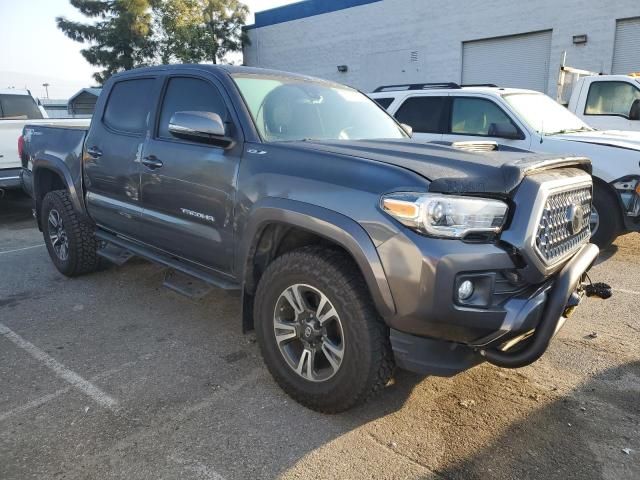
373, 82, 461, 93
460, 83, 499, 87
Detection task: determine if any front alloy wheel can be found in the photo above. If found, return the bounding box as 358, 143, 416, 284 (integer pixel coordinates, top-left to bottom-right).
254, 246, 394, 413
273, 284, 345, 382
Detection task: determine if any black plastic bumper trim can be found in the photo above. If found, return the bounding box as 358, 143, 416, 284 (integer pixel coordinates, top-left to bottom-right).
390, 329, 483, 377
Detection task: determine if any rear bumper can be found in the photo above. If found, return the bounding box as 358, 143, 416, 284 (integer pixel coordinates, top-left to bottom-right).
21, 167, 33, 197
0, 168, 22, 189
389, 243, 599, 375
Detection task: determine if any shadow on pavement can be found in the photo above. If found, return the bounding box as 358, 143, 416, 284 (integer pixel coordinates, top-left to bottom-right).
432, 361, 639, 479
0, 190, 33, 226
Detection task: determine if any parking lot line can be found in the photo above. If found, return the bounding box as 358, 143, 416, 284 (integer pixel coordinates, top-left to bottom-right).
0, 322, 118, 411
0, 361, 137, 423
0, 386, 72, 423
0, 244, 44, 255
614, 288, 640, 296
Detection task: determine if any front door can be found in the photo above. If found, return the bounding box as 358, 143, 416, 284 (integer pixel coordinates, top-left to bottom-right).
441, 96, 529, 149
137, 75, 241, 274
84, 77, 160, 239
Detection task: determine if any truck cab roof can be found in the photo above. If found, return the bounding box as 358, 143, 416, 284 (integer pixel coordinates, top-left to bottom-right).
0, 89, 34, 96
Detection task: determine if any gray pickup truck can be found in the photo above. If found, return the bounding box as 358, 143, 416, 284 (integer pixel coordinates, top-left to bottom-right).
21, 65, 602, 413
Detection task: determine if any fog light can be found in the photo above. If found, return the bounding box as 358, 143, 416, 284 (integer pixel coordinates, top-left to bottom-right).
458, 280, 474, 301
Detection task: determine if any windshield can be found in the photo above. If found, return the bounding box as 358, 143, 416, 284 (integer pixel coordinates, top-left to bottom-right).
232, 74, 406, 142
503, 93, 591, 135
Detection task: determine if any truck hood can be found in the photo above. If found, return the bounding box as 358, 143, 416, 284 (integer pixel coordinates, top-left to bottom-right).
549, 129, 640, 151
283, 139, 590, 195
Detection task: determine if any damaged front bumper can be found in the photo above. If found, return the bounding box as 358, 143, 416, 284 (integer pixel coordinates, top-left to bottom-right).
479, 243, 599, 368
389, 243, 602, 376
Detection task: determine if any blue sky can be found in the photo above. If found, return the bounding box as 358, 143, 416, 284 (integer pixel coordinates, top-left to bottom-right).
0, 0, 294, 98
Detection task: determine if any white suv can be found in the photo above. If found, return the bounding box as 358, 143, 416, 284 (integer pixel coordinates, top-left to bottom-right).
370, 83, 640, 248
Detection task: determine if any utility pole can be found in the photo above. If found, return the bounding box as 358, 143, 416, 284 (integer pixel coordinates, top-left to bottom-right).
42, 83, 50, 99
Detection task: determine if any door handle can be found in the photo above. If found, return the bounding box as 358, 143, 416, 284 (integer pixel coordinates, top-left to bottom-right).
87, 146, 102, 158
142, 155, 163, 169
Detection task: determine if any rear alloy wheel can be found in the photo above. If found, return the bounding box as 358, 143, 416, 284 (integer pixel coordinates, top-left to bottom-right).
42, 190, 101, 277
47, 208, 70, 262
254, 246, 394, 413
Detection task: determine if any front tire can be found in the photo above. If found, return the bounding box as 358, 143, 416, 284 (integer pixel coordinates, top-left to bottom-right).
42, 190, 101, 277
254, 246, 394, 413
590, 183, 622, 249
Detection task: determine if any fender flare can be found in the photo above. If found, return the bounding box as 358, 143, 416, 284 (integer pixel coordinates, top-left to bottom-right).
32, 155, 85, 225
238, 197, 396, 319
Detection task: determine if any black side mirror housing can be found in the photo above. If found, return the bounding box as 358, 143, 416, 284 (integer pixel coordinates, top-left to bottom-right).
629, 99, 640, 121
168, 111, 235, 148
488, 122, 521, 140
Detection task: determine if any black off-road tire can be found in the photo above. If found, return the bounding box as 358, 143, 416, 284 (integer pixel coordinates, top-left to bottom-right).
254, 246, 394, 413
591, 183, 622, 250
42, 190, 101, 277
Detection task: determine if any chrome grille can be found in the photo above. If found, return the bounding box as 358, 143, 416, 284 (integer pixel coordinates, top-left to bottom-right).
535, 186, 592, 263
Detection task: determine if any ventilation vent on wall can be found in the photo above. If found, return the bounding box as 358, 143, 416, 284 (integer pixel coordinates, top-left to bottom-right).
410, 51, 419, 62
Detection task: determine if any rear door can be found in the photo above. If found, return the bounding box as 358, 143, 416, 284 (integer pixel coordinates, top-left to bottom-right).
136, 73, 242, 274
84, 76, 161, 238
391, 95, 447, 142
441, 95, 530, 148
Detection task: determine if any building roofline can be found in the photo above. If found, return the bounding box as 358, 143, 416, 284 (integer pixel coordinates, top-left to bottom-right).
244, 0, 382, 30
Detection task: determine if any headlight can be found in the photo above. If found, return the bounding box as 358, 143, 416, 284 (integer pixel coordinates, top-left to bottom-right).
381, 192, 508, 239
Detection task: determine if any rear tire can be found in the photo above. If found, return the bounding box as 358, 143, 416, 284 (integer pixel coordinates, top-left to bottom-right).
254, 246, 394, 413
42, 190, 101, 277
590, 183, 622, 250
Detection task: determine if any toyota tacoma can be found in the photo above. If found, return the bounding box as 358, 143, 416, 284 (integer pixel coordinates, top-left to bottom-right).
21, 65, 603, 413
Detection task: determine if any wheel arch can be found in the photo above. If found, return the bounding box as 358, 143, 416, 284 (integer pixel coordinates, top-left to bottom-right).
238, 198, 396, 331
33, 156, 84, 230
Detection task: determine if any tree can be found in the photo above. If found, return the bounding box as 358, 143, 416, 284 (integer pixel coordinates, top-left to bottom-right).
157, 0, 249, 64
57, 0, 156, 84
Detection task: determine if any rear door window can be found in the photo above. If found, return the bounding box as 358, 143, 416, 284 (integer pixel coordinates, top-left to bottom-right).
103, 79, 155, 134
584, 81, 640, 117
394, 96, 446, 133
0, 94, 43, 119
157, 77, 228, 140
450, 97, 514, 136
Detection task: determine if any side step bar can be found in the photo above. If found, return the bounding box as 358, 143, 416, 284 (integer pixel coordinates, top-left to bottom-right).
97, 242, 134, 266
95, 230, 240, 291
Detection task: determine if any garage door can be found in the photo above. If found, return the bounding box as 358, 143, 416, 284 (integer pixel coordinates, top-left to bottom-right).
462, 30, 552, 93
612, 17, 640, 74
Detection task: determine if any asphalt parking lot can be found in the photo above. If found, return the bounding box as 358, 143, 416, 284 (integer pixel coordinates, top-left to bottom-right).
0, 190, 638, 480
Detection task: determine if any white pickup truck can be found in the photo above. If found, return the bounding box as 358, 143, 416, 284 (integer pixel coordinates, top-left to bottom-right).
0, 89, 89, 191
565, 75, 640, 131
370, 83, 640, 248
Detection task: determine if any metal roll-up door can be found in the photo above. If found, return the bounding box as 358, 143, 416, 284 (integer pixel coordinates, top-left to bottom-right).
612, 17, 640, 74
462, 30, 552, 93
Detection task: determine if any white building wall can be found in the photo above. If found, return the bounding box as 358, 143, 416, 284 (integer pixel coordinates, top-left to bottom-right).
244, 0, 640, 96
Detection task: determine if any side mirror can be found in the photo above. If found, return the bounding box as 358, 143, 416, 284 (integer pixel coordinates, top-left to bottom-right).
488, 122, 521, 140
629, 99, 640, 121
168, 111, 234, 148
401, 123, 413, 137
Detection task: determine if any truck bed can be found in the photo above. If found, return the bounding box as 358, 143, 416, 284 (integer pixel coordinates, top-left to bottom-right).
21, 123, 89, 198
